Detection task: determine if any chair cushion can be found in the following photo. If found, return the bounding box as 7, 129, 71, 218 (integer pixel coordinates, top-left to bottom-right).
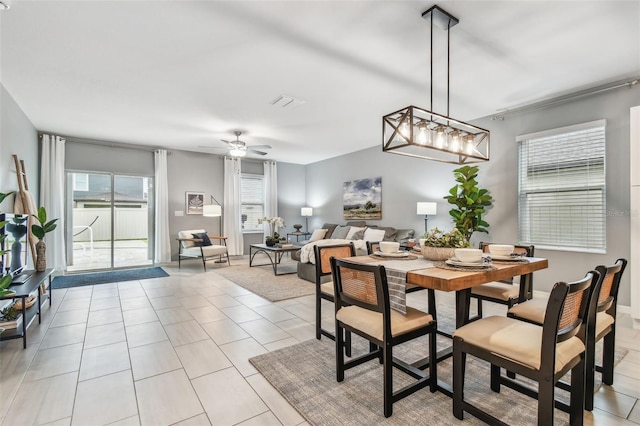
507, 297, 548, 325
453, 316, 585, 372
471, 282, 519, 301
320, 281, 334, 296
178, 229, 206, 248
336, 305, 434, 341
595, 312, 615, 337
181, 245, 227, 257
191, 232, 212, 247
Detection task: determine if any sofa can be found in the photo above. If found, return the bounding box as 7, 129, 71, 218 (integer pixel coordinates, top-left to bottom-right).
291, 221, 415, 283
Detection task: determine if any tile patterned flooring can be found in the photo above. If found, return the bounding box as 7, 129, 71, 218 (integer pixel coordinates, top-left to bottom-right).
0, 261, 639, 425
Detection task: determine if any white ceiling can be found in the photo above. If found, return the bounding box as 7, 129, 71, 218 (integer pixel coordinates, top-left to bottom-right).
1, 1, 638, 164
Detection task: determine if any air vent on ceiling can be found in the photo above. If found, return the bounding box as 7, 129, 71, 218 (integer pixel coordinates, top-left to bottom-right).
271, 95, 305, 108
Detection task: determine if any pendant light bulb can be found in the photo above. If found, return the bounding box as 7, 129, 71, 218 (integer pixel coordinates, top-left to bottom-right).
435, 126, 446, 148
417, 121, 430, 145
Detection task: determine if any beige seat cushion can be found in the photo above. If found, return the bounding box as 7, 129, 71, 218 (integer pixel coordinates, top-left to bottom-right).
453, 316, 584, 373
595, 312, 615, 337
181, 245, 227, 257
471, 281, 519, 301
507, 297, 548, 325
320, 281, 334, 296
336, 305, 434, 341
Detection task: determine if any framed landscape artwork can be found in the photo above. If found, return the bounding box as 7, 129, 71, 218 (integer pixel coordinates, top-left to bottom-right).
343, 177, 382, 220
186, 192, 204, 215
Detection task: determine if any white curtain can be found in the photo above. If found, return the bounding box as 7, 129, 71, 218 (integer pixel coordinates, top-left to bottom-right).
263, 160, 278, 234
40, 134, 66, 271
224, 157, 243, 255
154, 149, 171, 264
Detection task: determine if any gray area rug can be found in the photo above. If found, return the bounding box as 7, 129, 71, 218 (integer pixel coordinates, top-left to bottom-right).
214, 256, 315, 302
250, 330, 627, 425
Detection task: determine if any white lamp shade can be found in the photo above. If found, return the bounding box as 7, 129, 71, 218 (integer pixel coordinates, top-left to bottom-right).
301, 207, 313, 217
417, 202, 437, 215
203, 204, 222, 217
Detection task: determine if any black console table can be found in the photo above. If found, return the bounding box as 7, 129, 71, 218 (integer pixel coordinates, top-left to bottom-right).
0, 269, 54, 348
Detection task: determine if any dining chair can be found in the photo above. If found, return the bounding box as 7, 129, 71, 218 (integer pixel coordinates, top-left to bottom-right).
468, 242, 535, 321
508, 258, 627, 411
331, 257, 437, 417
453, 270, 598, 425
314, 243, 355, 355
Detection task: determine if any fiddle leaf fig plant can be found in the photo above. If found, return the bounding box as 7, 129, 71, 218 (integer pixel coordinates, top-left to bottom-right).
31, 207, 58, 241
444, 165, 493, 241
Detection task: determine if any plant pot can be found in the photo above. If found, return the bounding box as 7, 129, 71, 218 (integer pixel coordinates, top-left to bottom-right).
265, 238, 277, 247
36, 240, 47, 271
421, 246, 456, 261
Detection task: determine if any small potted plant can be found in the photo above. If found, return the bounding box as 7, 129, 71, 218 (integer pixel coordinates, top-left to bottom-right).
420, 227, 471, 260
258, 217, 285, 247
0, 305, 22, 330
31, 206, 58, 271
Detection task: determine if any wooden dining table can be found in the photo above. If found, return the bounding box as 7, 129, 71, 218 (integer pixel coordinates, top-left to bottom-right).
349, 254, 549, 396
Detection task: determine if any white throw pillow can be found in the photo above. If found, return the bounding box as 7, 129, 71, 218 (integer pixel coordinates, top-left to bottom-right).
345, 226, 365, 240
308, 229, 328, 242
363, 227, 386, 242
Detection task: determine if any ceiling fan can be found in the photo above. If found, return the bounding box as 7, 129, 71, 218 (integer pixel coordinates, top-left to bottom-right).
215, 131, 272, 157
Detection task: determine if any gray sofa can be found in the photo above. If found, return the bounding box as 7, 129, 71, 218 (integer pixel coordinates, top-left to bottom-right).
292, 221, 415, 283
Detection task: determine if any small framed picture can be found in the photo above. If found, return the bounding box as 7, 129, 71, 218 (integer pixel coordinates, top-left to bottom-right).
185, 192, 204, 215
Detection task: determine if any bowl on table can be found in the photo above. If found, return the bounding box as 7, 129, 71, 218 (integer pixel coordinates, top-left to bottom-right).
379, 241, 401, 254
453, 248, 483, 263
488, 244, 515, 257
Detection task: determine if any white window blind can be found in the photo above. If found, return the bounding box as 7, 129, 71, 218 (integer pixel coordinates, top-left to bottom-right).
241, 174, 264, 232
517, 120, 606, 253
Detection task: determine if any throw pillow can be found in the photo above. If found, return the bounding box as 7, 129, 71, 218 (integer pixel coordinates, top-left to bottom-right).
192, 232, 212, 247
321, 223, 338, 239
331, 225, 351, 240
346, 226, 365, 240
363, 227, 386, 242
308, 229, 328, 242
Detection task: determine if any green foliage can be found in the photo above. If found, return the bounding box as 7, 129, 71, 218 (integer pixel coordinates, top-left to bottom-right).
31, 206, 58, 240
443, 165, 493, 241
0, 274, 14, 298
0, 305, 19, 321
0, 191, 15, 260
421, 227, 471, 248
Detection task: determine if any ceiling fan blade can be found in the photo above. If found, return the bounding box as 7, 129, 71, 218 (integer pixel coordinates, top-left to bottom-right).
249, 149, 268, 156
197, 145, 226, 149
220, 139, 232, 145
248, 144, 272, 150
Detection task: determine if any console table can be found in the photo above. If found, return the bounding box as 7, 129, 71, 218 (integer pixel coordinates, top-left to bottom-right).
287, 231, 310, 242
0, 269, 54, 348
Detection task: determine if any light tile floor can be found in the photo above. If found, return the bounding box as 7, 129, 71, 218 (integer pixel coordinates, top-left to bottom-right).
0, 261, 639, 425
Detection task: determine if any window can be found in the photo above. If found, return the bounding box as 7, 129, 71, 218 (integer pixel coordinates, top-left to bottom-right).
241, 174, 264, 232
517, 120, 606, 253
73, 173, 89, 191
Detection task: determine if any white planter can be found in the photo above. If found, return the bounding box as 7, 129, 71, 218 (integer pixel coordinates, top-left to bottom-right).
421, 247, 456, 261
0, 314, 23, 330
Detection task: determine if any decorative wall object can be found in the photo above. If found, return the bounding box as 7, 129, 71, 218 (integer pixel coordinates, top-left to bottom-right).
185, 192, 204, 215
343, 177, 382, 220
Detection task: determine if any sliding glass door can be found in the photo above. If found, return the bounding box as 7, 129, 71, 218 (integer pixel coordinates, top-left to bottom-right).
66, 172, 154, 272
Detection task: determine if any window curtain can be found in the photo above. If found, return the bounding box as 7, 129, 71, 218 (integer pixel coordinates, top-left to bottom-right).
154, 149, 171, 263
40, 134, 66, 271
263, 160, 278, 234
224, 157, 243, 255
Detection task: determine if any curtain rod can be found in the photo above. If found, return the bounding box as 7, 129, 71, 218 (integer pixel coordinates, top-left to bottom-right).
491, 78, 639, 120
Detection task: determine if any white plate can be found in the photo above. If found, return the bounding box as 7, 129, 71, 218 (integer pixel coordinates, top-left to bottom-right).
446, 258, 493, 268
490, 254, 525, 261
374, 251, 409, 258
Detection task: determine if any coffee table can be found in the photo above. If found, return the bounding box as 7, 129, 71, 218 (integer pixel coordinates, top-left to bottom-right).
249, 243, 299, 276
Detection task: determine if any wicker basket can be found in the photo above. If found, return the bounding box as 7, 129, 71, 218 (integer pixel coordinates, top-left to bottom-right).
13, 294, 37, 310
421, 247, 456, 261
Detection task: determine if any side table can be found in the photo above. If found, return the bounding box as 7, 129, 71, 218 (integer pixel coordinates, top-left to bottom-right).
287, 231, 311, 242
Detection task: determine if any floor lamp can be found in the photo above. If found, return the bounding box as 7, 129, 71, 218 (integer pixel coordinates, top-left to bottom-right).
417, 202, 437, 234
203, 196, 225, 263
301, 207, 313, 233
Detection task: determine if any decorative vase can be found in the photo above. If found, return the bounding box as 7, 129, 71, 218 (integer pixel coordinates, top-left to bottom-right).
36, 240, 47, 271
421, 246, 456, 261
293, 224, 303, 232
10, 240, 22, 273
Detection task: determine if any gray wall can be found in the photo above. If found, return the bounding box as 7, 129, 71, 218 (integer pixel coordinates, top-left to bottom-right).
0, 84, 39, 211
304, 86, 639, 306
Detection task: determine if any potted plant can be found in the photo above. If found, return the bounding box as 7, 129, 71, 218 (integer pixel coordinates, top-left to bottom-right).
0, 305, 22, 329
0, 191, 16, 301
31, 206, 58, 271
258, 217, 285, 247
444, 165, 493, 241
420, 227, 471, 260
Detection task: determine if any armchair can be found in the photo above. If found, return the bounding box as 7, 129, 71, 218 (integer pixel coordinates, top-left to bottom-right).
177, 229, 230, 270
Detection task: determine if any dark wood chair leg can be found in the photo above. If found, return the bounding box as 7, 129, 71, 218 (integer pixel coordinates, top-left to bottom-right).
315, 291, 322, 340
345, 330, 352, 357
490, 364, 501, 392
429, 328, 437, 392
570, 357, 586, 426
538, 380, 555, 426
453, 341, 465, 420
336, 322, 345, 382
585, 333, 597, 411
383, 342, 393, 418
602, 331, 616, 385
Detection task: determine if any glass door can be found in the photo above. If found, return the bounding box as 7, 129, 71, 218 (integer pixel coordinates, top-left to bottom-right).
66, 172, 153, 272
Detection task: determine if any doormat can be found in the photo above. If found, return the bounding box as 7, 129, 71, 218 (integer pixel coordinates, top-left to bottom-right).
52, 267, 169, 289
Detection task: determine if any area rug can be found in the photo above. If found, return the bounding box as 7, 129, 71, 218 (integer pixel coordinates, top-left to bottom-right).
214, 258, 315, 302
250, 333, 627, 425
52, 267, 169, 289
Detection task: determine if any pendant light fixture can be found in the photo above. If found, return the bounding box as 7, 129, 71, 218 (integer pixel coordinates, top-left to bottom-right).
382, 5, 490, 164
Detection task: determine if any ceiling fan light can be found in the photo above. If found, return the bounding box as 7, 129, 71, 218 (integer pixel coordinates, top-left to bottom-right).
229, 148, 246, 157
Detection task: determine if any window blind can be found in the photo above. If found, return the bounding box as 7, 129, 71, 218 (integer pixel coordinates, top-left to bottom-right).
517, 120, 606, 253
241, 174, 264, 231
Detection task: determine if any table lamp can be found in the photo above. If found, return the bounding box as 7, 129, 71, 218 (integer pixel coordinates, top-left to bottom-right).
417, 202, 437, 234
301, 207, 313, 232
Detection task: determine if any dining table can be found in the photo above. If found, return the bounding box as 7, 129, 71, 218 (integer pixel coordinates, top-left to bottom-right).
349, 254, 549, 396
